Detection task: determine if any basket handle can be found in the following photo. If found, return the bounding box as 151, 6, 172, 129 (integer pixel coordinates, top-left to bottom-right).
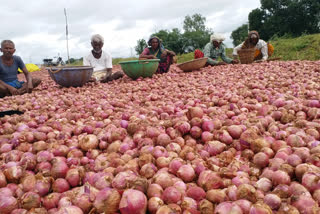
48, 67, 62, 74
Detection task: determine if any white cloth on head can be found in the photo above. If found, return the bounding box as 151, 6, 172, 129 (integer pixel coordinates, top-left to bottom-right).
232, 39, 269, 61
83, 50, 113, 80
210, 33, 225, 42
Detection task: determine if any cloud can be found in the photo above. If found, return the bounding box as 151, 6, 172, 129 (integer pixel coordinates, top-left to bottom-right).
0, 0, 261, 64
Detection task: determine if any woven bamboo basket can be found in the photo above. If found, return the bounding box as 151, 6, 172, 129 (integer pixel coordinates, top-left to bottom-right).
238, 48, 256, 64
177, 57, 208, 72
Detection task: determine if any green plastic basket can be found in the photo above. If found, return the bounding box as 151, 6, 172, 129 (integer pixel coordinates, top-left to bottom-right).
119, 59, 160, 80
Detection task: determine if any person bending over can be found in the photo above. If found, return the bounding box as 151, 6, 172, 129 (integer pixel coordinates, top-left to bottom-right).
232, 31, 274, 62
194, 33, 238, 66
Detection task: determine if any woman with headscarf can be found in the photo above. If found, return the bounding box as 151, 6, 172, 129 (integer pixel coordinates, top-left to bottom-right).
194, 33, 238, 66
139, 36, 176, 74
232, 31, 274, 61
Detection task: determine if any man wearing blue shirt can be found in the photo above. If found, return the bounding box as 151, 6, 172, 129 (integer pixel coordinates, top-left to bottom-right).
0, 40, 41, 98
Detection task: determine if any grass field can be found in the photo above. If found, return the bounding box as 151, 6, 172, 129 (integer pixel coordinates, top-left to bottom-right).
70, 33, 320, 66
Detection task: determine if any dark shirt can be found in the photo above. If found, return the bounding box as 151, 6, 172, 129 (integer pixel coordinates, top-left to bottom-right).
0, 55, 25, 82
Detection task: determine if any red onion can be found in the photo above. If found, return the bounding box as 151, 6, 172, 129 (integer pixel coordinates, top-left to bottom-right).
79, 134, 99, 151
52, 178, 70, 193
0, 194, 18, 213
153, 172, 173, 189
147, 184, 163, 198
253, 152, 269, 168
291, 195, 318, 214
202, 120, 214, 132
51, 159, 69, 178
186, 186, 206, 201
42, 193, 61, 210
302, 172, 320, 193
162, 186, 182, 204
65, 168, 80, 187
234, 199, 252, 213
177, 164, 195, 182
206, 189, 227, 203
249, 201, 272, 214
20, 192, 41, 210
112, 170, 137, 190
227, 125, 243, 139
148, 197, 164, 214
187, 107, 204, 119
199, 199, 214, 213
236, 184, 257, 203
214, 202, 243, 214
256, 178, 272, 192
57, 206, 84, 214
287, 134, 306, 147
3, 164, 23, 183
272, 170, 291, 186
180, 196, 198, 211
0, 171, 7, 187
263, 193, 281, 210
198, 170, 223, 191
119, 189, 147, 214
140, 163, 157, 178
72, 194, 92, 213
11, 209, 28, 214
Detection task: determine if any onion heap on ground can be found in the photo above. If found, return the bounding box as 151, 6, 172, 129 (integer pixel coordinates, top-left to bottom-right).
0, 61, 320, 214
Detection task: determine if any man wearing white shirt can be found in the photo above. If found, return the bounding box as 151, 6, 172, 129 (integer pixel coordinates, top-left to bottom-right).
83, 34, 123, 82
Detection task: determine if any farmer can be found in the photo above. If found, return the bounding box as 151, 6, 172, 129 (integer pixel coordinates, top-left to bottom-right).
232, 31, 274, 62
194, 33, 238, 65
0, 40, 41, 98
139, 36, 176, 74
83, 34, 123, 82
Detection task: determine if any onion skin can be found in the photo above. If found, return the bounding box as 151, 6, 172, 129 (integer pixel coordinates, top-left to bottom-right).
79, 134, 99, 151
93, 188, 121, 214
20, 192, 41, 210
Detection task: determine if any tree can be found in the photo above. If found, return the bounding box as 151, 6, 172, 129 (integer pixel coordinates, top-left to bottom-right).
152, 28, 186, 54
182, 13, 213, 51
231, 24, 249, 46
183, 14, 206, 32
248, 0, 320, 40
134, 39, 147, 55
135, 13, 213, 54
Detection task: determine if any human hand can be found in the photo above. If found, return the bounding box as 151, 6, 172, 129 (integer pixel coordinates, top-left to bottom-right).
27, 82, 33, 93
8, 87, 19, 95
231, 59, 239, 64
217, 61, 227, 66
160, 50, 167, 58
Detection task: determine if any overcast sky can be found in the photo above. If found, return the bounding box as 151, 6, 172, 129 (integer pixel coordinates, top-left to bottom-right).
0, 0, 261, 64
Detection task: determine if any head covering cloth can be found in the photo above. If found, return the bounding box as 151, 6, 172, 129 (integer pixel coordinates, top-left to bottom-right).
242, 31, 260, 49
147, 36, 164, 49
210, 33, 225, 43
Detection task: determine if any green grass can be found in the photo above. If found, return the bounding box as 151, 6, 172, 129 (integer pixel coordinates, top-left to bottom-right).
70, 33, 320, 66
269, 34, 320, 61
